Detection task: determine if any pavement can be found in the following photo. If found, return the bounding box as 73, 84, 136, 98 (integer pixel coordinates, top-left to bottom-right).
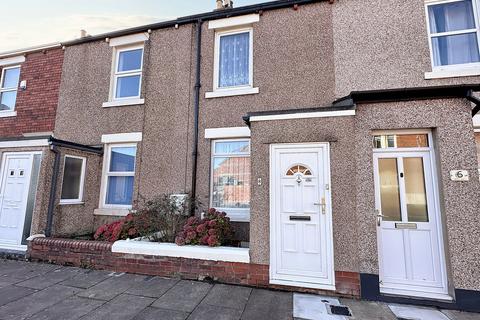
0, 259, 478, 320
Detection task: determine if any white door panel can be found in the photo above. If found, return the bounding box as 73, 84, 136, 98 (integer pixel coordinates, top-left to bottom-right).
0, 154, 34, 247
270, 144, 335, 290
374, 150, 449, 300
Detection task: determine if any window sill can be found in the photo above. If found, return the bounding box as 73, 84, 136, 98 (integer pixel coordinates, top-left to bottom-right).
0, 111, 17, 118
94, 208, 131, 216
425, 68, 480, 79
59, 201, 84, 205
205, 87, 259, 99
102, 98, 145, 108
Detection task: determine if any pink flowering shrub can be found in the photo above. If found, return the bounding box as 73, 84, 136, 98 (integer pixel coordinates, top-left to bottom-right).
175, 208, 234, 247
94, 213, 139, 242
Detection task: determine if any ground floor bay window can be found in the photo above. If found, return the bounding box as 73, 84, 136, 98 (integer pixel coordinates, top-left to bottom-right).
211, 139, 251, 222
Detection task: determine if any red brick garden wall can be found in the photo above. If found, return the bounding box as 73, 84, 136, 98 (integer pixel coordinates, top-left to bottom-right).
28, 238, 360, 297
0, 48, 63, 137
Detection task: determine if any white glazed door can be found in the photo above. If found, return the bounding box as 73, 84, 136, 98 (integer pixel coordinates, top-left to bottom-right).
270, 144, 335, 290
374, 152, 449, 300
0, 153, 34, 247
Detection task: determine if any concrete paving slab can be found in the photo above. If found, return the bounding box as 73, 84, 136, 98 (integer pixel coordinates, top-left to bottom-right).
241, 289, 293, 320
202, 284, 252, 311
126, 276, 179, 298
77, 273, 147, 301
0, 275, 23, 288
80, 293, 155, 320
0, 261, 59, 280
189, 304, 243, 320
60, 269, 113, 289
132, 307, 189, 320
152, 280, 212, 313
441, 309, 480, 320
389, 304, 450, 320
16, 266, 83, 290
0, 284, 82, 320
26, 296, 105, 320
0, 285, 37, 307
340, 298, 397, 320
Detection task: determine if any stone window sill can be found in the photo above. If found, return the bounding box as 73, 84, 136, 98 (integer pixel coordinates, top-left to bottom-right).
94, 208, 130, 216
425, 67, 480, 79
102, 98, 145, 108
0, 111, 17, 118
205, 87, 259, 99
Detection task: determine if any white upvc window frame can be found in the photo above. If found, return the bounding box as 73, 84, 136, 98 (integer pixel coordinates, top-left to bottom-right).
111, 44, 144, 101
0, 65, 21, 115
210, 138, 251, 222
59, 155, 86, 205
206, 27, 258, 98
425, 0, 480, 79
100, 143, 137, 210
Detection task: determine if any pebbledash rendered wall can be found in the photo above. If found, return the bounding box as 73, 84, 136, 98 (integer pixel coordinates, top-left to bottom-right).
52, 2, 336, 238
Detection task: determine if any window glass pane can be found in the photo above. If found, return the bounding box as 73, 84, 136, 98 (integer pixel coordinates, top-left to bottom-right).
373, 134, 429, 148
106, 176, 134, 205
432, 33, 480, 66
0, 91, 17, 111
61, 157, 83, 200
404, 157, 429, 222
115, 75, 141, 98
219, 32, 250, 88
1, 67, 20, 89
214, 141, 250, 154
117, 49, 143, 72
212, 156, 250, 209
428, 0, 475, 33
110, 147, 136, 172
378, 158, 402, 221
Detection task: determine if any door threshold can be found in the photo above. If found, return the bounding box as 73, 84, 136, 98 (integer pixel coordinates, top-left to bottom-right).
380, 288, 453, 302
270, 279, 336, 291
0, 244, 27, 253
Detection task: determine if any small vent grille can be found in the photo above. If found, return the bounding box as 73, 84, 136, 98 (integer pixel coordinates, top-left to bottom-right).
329, 305, 352, 316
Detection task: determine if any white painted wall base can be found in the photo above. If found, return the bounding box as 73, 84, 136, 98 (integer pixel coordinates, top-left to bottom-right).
112, 240, 250, 263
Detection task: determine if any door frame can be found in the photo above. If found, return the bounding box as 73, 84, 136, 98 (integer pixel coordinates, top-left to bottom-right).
269, 142, 335, 290
0, 151, 40, 252
372, 129, 450, 301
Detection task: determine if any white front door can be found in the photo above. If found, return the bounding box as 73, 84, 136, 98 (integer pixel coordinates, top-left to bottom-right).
270, 143, 335, 290
0, 153, 35, 249
374, 150, 449, 300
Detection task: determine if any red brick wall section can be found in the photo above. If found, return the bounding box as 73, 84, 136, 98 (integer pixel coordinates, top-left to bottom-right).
0, 48, 63, 137
28, 238, 360, 297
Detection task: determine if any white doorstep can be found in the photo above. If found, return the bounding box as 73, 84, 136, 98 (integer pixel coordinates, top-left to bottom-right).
388, 304, 450, 320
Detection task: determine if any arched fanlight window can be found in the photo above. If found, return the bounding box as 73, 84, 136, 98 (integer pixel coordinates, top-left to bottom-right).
286, 165, 312, 176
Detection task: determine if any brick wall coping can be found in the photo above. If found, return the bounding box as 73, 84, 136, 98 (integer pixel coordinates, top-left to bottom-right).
112, 240, 250, 263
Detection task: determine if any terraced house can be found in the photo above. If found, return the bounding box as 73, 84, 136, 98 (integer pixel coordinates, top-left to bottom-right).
2, 0, 480, 313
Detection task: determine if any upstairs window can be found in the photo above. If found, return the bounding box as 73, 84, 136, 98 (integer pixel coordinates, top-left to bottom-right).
0, 66, 20, 112
113, 46, 144, 100
426, 0, 480, 68
217, 29, 252, 88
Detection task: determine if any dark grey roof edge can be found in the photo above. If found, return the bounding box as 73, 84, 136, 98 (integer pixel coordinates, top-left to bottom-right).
62, 0, 326, 47
243, 83, 480, 125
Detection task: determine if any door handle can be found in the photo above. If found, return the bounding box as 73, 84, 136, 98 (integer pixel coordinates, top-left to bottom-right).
376, 209, 384, 227
314, 198, 326, 214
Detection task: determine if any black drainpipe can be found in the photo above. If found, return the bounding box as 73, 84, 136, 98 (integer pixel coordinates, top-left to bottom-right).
45, 143, 61, 237
191, 19, 203, 208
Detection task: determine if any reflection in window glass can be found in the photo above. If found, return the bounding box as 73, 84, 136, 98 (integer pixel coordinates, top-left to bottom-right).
117, 49, 143, 72
212, 140, 250, 210
373, 134, 429, 149
378, 158, 402, 221
0, 66, 20, 111
404, 157, 429, 222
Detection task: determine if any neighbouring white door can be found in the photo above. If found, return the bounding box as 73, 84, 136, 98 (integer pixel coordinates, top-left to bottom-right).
0, 153, 35, 249
270, 143, 335, 290
374, 151, 449, 300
